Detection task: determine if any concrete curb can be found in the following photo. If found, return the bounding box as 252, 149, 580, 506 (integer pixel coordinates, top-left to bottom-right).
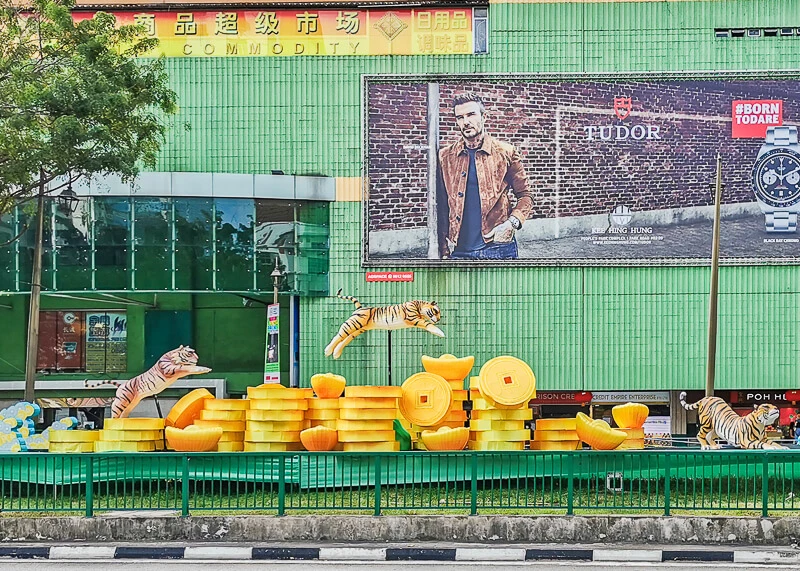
0, 545, 799, 563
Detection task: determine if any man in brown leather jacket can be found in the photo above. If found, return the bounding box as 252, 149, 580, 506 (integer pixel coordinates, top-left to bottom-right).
438, 92, 533, 259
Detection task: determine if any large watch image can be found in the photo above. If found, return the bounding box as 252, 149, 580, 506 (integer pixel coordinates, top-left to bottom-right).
752, 125, 800, 233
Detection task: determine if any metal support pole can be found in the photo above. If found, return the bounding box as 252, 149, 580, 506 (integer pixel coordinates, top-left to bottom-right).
705, 153, 723, 398
24, 173, 46, 403
387, 330, 392, 386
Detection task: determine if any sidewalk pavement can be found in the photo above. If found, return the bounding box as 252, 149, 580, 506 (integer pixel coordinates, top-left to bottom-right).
0, 542, 799, 565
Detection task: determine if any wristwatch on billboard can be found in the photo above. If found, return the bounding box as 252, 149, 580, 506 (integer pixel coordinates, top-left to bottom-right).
752, 125, 800, 233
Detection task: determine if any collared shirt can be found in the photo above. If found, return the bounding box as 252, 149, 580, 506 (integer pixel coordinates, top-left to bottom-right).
438, 134, 533, 248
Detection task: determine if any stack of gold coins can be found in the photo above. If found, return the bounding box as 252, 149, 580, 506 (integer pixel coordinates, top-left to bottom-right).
420, 354, 473, 430
49, 430, 100, 453
468, 377, 530, 450
244, 385, 311, 452
338, 386, 402, 452
195, 399, 249, 452
95, 418, 165, 452
530, 418, 581, 450
398, 372, 453, 450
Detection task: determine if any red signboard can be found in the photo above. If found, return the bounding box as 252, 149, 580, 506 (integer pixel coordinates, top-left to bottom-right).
366, 271, 414, 282
732, 100, 783, 138
530, 391, 592, 405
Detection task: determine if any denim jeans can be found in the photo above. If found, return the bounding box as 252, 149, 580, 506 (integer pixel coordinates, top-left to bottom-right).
449, 239, 518, 260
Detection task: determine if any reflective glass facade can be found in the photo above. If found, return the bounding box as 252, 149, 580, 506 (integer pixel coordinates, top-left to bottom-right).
0, 197, 329, 296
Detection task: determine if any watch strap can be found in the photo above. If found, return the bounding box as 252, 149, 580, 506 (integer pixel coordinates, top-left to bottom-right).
508, 215, 521, 230
766, 125, 799, 146
766, 212, 797, 233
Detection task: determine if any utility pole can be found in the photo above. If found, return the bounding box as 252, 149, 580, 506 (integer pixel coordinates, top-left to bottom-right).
705, 154, 723, 398
23, 172, 45, 403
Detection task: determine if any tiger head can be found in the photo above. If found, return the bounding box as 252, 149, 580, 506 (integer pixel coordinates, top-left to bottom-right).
421, 301, 441, 324
168, 345, 199, 366
751, 403, 780, 427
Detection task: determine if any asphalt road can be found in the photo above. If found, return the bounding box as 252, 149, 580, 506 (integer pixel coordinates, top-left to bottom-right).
0, 561, 788, 570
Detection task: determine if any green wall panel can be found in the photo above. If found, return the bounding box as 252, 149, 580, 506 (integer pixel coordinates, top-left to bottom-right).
6, 0, 800, 397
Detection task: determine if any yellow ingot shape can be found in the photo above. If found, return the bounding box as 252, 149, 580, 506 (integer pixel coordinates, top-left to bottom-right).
469, 419, 526, 432
421, 426, 469, 451
612, 402, 650, 429
300, 426, 338, 451
470, 409, 533, 421
339, 397, 398, 409
49, 442, 95, 453
336, 419, 394, 432
246, 420, 308, 432
575, 412, 626, 450
471, 429, 530, 442
94, 440, 156, 452
399, 372, 452, 427
165, 425, 223, 452
307, 398, 341, 410
310, 373, 347, 399
166, 388, 214, 429
420, 354, 475, 383
244, 431, 302, 443
337, 430, 396, 442
306, 409, 339, 421
468, 440, 525, 451
617, 438, 645, 450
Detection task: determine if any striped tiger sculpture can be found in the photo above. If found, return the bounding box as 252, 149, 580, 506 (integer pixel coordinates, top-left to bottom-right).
680, 392, 786, 450
85, 346, 211, 418
324, 289, 444, 359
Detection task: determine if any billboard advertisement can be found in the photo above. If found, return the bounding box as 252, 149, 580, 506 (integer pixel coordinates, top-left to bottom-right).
364, 74, 800, 265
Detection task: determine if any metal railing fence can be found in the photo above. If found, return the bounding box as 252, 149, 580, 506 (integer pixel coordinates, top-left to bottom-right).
1, 449, 799, 517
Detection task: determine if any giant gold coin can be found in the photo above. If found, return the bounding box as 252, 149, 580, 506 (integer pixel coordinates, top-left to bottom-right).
204, 399, 249, 411
398, 372, 452, 427
478, 356, 536, 407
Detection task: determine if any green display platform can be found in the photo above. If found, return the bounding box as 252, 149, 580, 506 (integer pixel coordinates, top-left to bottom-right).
0, 450, 790, 489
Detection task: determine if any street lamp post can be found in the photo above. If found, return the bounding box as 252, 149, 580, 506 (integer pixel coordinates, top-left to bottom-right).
271, 259, 283, 305
23, 181, 80, 403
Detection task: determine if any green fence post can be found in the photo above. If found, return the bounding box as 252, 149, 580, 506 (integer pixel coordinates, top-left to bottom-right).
85, 455, 93, 518
374, 455, 382, 516
470, 453, 478, 516
278, 456, 286, 516
181, 455, 190, 517
566, 453, 574, 516
664, 455, 670, 516
762, 453, 769, 518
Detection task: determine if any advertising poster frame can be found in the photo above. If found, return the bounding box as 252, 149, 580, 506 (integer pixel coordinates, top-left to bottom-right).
363, 71, 800, 267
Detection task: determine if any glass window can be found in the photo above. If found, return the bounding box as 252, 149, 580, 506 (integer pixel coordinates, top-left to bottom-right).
93, 198, 131, 290
215, 199, 253, 291
54, 200, 92, 290
175, 198, 213, 290
255, 200, 294, 292
133, 198, 172, 290
18, 200, 55, 292
0, 209, 18, 292
36, 310, 126, 373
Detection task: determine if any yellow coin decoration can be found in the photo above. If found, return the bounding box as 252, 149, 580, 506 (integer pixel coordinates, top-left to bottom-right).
478, 356, 536, 407
398, 372, 452, 427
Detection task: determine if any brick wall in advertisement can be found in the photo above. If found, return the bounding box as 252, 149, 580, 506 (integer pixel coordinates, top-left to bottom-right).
368, 80, 800, 231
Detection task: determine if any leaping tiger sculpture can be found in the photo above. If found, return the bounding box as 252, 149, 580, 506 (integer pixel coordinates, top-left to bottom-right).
324, 290, 444, 359
85, 346, 211, 418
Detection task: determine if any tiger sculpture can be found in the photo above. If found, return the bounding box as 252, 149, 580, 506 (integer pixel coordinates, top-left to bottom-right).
680, 391, 786, 450
85, 346, 211, 418
324, 289, 444, 359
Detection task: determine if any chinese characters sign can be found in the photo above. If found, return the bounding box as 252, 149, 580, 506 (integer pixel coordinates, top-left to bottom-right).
73, 9, 474, 56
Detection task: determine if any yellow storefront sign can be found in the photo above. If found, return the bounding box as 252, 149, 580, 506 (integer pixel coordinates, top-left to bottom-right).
73, 8, 475, 56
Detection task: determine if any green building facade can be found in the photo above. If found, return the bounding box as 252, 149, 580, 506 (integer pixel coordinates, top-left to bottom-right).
1, 0, 799, 428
